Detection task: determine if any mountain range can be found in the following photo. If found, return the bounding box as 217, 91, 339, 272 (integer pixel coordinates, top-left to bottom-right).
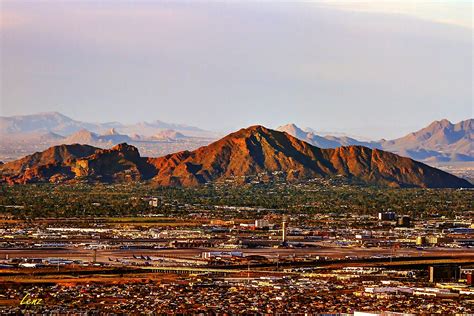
1, 125, 471, 188
1, 112, 472, 184
277, 124, 379, 149
278, 119, 473, 163
0, 112, 216, 138
0, 112, 218, 162
2, 112, 471, 164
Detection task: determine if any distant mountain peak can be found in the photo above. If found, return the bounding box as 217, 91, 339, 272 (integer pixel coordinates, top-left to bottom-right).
278, 123, 300, 130
36, 111, 71, 118
69, 129, 96, 138
152, 129, 187, 140
380, 118, 473, 162
276, 123, 309, 139
278, 123, 299, 130
427, 118, 452, 129
103, 128, 119, 136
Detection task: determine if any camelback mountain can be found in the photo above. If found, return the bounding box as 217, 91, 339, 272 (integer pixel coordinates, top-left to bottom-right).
1, 126, 471, 188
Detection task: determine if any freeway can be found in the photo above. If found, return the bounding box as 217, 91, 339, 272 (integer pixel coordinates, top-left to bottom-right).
223, 255, 474, 270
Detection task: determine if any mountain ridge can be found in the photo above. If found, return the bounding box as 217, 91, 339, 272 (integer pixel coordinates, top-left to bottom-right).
1, 125, 471, 188
0, 112, 215, 138
278, 119, 473, 163
3, 112, 471, 163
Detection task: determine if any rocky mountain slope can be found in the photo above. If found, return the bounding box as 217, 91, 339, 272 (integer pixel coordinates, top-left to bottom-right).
1, 126, 471, 188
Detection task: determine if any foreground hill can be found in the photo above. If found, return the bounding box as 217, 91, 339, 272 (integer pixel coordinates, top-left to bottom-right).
0, 143, 156, 184
148, 126, 471, 188
1, 126, 471, 188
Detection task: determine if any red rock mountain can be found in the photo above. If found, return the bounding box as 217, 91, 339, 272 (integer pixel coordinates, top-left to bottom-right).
0, 144, 154, 184
1, 126, 471, 188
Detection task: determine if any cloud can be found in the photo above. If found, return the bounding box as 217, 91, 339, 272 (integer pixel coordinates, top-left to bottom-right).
313, 0, 472, 29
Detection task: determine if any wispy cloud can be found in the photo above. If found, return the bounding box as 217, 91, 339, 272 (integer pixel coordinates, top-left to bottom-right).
314, 0, 472, 29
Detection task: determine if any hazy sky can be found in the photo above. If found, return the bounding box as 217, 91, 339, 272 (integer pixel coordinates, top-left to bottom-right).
0, 1, 472, 139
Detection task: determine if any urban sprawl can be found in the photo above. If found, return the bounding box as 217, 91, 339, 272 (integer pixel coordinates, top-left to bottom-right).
0, 183, 473, 315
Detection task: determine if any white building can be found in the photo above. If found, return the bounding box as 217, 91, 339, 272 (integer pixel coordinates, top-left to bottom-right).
255, 219, 270, 228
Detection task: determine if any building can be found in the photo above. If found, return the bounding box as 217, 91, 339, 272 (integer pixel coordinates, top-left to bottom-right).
416, 236, 426, 246
255, 219, 270, 228
425, 235, 452, 245
149, 198, 159, 207
429, 265, 461, 283
397, 216, 411, 227
202, 251, 243, 259
210, 219, 235, 226
378, 212, 396, 221
466, 272, 473, 286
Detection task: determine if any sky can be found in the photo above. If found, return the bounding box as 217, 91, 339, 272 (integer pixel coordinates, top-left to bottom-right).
0, 1, 472, 139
